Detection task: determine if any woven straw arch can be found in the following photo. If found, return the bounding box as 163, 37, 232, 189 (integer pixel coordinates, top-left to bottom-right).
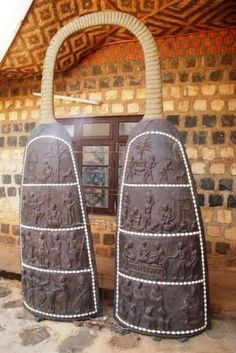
40, 11, 163, 123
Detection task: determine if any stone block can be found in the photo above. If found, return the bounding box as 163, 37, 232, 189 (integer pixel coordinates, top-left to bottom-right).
103, 233, 115, 245
229, 70, 236, 80
221, 114, 235, 127
186, 146, 198, 159
104, 90, 118, 101
230, 131, 236, 144
201, 85, 216, 95
177, 100, 189, 112
210, 70, 223, 81
163, 100, 174, 111
219, 84, 234, 95
192, 72, 205, 82
193, 131, 207, 144
212, 131, 225, 144
179, 72, 189, 82
227, 195, 236, 208
202, 115, 216, 127
228, 99, 236, 111
230, 163, 236, 175
162, 72, 175, 83
210, 163, 225, 174
194, 99, 207, 111
127, 103, 139, 113
224, 227, 236, 241
219, 179, 233, 191
220, 147, 234, 159
121, 89, 134, 100
207, 225, 221, 238
166, 115, 179, 126
201, 178, 215, 190
112, 103, 124, 114
191, 162, 206, 174
217, 210, 232, 224
209, 194, 223, 207
211, 99, 225, 111
202, 147, 216, 160
183, 85, 200, 96
170, 87, 181, 98
201, 208, 214, 223
9, 111, 18, 121
136, 88, 146, 99
215, 242, 230, 255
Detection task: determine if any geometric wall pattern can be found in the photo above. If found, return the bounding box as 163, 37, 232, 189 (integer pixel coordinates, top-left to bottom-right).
0, 0, 236, 80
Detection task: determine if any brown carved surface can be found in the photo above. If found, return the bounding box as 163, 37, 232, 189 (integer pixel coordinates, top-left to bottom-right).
22, 268, 94, 315
115, 118, 209, 337
118, 279, 204, 332
0, 0, 235, 80
21, 122, 100, 320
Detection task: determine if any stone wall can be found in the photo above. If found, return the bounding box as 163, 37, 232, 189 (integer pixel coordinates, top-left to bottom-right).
0, 28, 235, 312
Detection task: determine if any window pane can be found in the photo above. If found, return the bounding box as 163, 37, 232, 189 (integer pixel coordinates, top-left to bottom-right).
118, 145, 126, 166
118, 166, 123, 186
119, 122, 137, 135
82, 123, 110, 136
82, 166, 109, 186
64, 124, 74, 137
85, 188, 108, 208
83, 146, 109, 165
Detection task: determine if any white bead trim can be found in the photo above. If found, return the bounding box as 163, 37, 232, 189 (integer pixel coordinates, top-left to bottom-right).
118, 271, 204, 286
119, 228, 200, 237
123, 183, 190, 188
20, 224, 85, 232
115, 130, 208, 334
22, 262, 92, 274
20, 134, 98, 313
22, 183, 78, 187
115, 313, 206, 335
23, 301, 98, 319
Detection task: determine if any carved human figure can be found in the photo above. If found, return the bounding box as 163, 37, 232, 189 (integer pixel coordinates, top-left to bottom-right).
160, 205, 176, 232
50, 233, 62, 268
61, 167, 73, 182
123, 240, 136, 262
150, 285, 169, 330
55, 276, 68, 314
29, 192, 44, 225
64, 190, 76, 225
67, 232, 82, 268
187, 242, 199, 279
181, 286, 200, 325
72, 276, 90, 312
46, 276, 58, 312
122, 191, 130, 226
26, 272, 35, 306
126, 156, 136, 181
127, 303, 139, 325
121, 279, 132, 310
176, 170, 186, 183
170, 241, 188, 280
38, 232, 49, 267
42, 160, 54, 182
159, 159, 172, 183
128, 207, 142, 230
137, 241, 150, 263
143, 190, 154, 231
133, 282, 145, 309
46, 203, 61, 228
142, 306, 157, 329
22, 195, 29, 223
143, 155, 156, 183
36, 274, 48, 309
147, 243, 168, 279
26, 148, 38, 182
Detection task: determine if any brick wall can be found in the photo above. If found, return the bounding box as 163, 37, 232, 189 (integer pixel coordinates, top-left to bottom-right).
0, 28, 235, 311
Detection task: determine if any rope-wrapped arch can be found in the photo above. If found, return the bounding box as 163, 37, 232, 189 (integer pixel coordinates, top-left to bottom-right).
40, 11, 163, 123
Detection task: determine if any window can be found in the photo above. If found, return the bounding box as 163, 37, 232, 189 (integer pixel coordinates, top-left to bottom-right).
58, 116, 142, 214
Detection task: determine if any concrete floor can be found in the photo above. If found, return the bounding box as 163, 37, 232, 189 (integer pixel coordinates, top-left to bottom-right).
0, 277, 235, 353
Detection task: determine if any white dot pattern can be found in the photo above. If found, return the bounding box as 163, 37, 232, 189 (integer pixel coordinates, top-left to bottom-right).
20, 135, 99, 318
115, 130, 208, 336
